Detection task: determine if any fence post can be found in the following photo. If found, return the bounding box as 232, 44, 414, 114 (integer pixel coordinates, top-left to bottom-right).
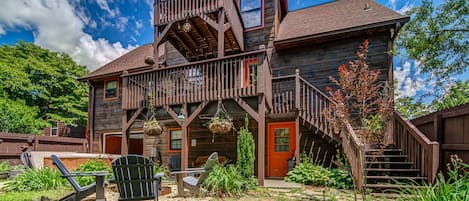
434, 113, 443, 175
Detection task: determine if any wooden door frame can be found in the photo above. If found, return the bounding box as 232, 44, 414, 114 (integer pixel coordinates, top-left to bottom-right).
267, 121, 296, 177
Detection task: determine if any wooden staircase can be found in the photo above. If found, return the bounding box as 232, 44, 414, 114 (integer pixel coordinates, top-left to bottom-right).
365, 146, 426, 192
271, 69, 439, 193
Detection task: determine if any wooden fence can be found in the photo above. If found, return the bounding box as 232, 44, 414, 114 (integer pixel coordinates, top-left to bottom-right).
412, 103, 469, 175
0, 133, 87, 165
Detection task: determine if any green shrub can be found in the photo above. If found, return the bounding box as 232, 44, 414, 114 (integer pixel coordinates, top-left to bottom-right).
203, 165, 253, 197
0, 161, 10, 173
328, 168, 353, 189
75, 159, 112, 186
237, 115, 255, 179
5, 168, 67, 192
285, 154, 353, 189
398, 155, 469, 201
285, 161, 330, 186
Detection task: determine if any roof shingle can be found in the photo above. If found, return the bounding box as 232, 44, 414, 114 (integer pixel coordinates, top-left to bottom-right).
276, 0, 408, 43
82, 44, 153, 80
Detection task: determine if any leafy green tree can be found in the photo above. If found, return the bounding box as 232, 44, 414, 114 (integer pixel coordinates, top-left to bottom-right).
395, 0, 468, 96
431, 79, 469, 110
0, 96, 46, 134
237, 115, 255, 179
0, 42, 88, 132
395, 97, 430, 119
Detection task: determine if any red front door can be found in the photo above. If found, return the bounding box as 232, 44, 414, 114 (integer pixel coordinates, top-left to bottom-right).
268, 122, 296, 177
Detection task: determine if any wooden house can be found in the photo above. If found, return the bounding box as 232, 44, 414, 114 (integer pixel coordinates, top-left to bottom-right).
80, 0, 439, 190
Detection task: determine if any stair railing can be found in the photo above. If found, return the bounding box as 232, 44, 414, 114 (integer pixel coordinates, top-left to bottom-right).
272, 69, 366, 191
393, 111, 439, 183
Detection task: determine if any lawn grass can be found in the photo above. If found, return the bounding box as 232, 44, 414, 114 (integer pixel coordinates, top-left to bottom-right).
0, 189, 72, 201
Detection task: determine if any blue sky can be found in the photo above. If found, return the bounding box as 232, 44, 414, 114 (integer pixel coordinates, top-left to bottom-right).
0, 0, 464, 101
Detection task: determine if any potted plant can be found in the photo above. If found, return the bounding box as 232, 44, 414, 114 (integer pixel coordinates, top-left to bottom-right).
143, 92, 163, 136
208, 100, 233, 134
0, 161, 10, 179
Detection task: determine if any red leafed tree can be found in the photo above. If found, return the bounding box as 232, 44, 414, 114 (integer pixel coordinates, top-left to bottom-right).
325, 40, 393, 144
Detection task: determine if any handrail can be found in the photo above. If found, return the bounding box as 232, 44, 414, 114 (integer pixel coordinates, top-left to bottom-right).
155, 0, 222, 25
393, 111, 439, 183
272, 70, 366, 191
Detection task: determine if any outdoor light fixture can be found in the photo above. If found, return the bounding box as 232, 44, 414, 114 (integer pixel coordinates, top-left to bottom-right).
182, 19, 191, 33
178, 112, 185, 122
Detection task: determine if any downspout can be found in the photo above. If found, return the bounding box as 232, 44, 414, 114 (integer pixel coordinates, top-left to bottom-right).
87, 80, 95, 153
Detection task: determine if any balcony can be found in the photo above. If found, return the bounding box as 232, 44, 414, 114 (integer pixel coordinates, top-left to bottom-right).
154, 0, 244, 61
122, 50, 271, 110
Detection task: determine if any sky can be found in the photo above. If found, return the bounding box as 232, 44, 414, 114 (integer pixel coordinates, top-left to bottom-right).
0, 0, 465, 101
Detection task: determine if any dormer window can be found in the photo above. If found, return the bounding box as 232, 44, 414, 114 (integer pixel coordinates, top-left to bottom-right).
240, 0, 263, 30
104, 78, 118, 100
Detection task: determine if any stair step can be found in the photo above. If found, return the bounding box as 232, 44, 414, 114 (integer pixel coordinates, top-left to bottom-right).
365, 161, 413, 165
365, 155, 407, 158
366, 149, 402, 152
366, 168, 420, 172
366, 175, 426, 180
366, 184, 423, 189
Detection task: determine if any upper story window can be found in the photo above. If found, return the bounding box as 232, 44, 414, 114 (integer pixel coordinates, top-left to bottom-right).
104, 79, 118, 100
240, 0, 263, 30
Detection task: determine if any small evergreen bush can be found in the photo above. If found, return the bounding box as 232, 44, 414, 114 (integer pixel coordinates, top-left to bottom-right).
237, 114, 255, 178
5, 168, 67, 192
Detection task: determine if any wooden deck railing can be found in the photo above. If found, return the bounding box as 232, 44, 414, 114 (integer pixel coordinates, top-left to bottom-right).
155, 0, 222, 25
393, 111, 439, 183
122, 50, 268, 109
272, 69, 365, 190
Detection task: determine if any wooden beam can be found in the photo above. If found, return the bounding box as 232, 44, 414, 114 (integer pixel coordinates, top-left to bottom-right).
170, 30, 196, 60
123, 107, 144, 131
223, 22, 231, 32
183, 101, 209, 126
257, 95, 266, 186
181, 103, 189, 171
218, 9, 225, 57
158, 22, 174, 45
234, 97, 259, 122
295, 117, 300, 165
163, 105, 182, 126
188, 19, 206, 56
201, 14, 219, 31
121, 110, 129, 155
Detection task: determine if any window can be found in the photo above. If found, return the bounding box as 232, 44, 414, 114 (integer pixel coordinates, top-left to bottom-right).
104, 79, 118, 100
50, 121, 58, 137
168, 128, 182, 151
240, 0, 263, 30
241, 57, 258, 88
274, 128, 290, 152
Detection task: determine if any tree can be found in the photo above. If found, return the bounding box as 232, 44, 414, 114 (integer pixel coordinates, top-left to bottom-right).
0, 42, 88, 132
395, 97, 430, 119
237, 115, 255, 179
394, 0, 469, 96
0, 97, 46, 134
431, 79, 469, 110
325, 40, 393, 144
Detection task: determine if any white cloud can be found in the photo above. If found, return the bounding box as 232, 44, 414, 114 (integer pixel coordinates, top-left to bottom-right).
388, 0, 397, 9
96, 0, 119, 17
135, 20, 143, 29
115, 16, 129, 32
0, 0, 135, 71
394, 61, 426, 98
0, 26, 5, 36
397, 2, 414, 15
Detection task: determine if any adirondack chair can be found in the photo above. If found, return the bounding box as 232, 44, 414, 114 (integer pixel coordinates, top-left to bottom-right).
51, 155, 107, 201
112, 155, 164, 201
171, 152, 218, 196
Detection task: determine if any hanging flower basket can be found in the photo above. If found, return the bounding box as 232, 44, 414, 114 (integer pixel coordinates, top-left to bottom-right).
144, 119, 163, 136
208, 117, 233, 134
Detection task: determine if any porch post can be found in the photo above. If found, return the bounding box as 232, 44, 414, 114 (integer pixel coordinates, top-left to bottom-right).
153, 0, 160, 67
258, 95, 266, 186
181, 104, 189, 170
295, 117, 300, 165
121, 110, 129, 155
217, 9, 225, 58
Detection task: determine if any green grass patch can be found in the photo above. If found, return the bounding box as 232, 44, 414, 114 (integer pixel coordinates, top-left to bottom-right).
0, 189, 72, 201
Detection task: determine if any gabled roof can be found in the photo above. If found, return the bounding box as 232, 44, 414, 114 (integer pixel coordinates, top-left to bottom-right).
80, 44, 153, 80
276, 0, 409, 45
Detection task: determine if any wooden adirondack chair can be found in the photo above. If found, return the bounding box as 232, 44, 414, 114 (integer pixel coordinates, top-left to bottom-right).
112, 155, 164, 201
171, 152, 218, 196
51, 155, 107, 201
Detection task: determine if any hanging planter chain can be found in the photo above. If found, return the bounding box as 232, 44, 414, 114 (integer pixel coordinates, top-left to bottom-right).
208, 100, 233, 135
